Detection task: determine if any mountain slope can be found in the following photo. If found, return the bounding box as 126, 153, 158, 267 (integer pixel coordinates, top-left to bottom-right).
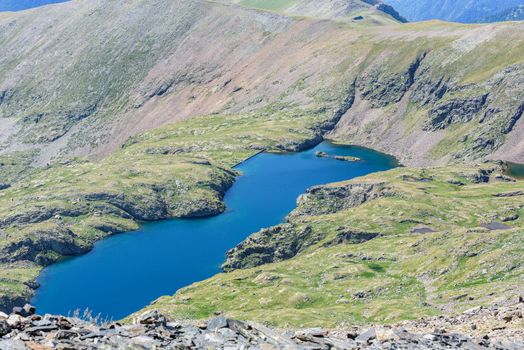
0, 0, 524, 314
386, 0, 524, 23
0, 0, 523, 176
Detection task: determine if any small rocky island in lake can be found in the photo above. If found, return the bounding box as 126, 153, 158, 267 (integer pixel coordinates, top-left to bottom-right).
315, 151, 361, 162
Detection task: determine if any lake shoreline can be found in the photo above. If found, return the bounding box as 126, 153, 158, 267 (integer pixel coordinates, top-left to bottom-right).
31, 141, 398, 318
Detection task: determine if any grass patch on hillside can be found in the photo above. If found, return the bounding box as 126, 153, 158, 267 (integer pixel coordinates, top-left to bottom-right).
0, 104, 333, 309
238, 0, 295, 11
139, 165, 524, 327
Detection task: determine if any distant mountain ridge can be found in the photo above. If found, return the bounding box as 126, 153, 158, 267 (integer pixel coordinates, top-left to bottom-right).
481, 4, 524, 22
0, 0, 68, 11
386, 0, 524, 23
223, 0, 407, 22
0, 0, 523, 336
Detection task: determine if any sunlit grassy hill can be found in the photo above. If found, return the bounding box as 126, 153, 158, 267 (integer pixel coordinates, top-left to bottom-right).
140, 164, 524, 327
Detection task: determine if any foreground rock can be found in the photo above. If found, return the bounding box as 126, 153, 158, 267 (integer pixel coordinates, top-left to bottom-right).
1, 301, 522, 349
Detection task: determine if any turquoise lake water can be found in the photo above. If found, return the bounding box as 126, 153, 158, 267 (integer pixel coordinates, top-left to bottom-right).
0, 0, 68, 11
32, 142, 397, 320
507, 162, 524, 179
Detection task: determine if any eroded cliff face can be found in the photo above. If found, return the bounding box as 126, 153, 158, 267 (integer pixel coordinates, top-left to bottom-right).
329, 40, 524, 166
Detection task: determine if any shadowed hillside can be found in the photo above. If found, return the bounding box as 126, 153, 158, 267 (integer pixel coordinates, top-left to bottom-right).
481, 4, 524, 22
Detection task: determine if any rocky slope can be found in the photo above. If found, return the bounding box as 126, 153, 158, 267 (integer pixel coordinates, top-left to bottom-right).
1, 300, 522, 349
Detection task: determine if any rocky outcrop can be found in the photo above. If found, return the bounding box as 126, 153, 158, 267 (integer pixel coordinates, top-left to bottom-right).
424, 94, 489, 131
358, 53, 426, 108
493, 191, 524, 197
18, 105, 97, 143
410, 75, 450, 106
289, 182, 395, 219
83, 192, 170, 222
0, 227, 90, 266
375, 3, 408, 23
83, 177, 236, 222
223, 181, 393, 271
460, 162, 506, 184
0, 90, 14, 106
0, 207, 88, 229
0, 297, 29, 320
222, 224, 319, 271
1, 300, 522, 349
276, 133, 323, 153
323, 229, 381, 246
504, 102, 524, 134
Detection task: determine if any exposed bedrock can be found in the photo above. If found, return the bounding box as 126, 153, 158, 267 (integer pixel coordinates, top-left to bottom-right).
0, 227, 89, 266
330, 58, 524, 165
1, 303, 523, 349
223, 182, 394, 271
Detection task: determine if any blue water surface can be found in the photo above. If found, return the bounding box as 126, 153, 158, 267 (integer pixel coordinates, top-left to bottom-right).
32, 142, 397, 320
507, 162, 524, 179
0, 0, 68, 11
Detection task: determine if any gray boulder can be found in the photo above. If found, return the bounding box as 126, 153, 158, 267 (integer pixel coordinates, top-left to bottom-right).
207, 316, 228, 331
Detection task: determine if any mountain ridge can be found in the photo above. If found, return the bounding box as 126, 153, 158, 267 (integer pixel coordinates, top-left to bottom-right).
219, 0, 407, 22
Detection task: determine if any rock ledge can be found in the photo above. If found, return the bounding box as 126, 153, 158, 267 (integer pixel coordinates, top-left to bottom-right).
1, 300, 523, 349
